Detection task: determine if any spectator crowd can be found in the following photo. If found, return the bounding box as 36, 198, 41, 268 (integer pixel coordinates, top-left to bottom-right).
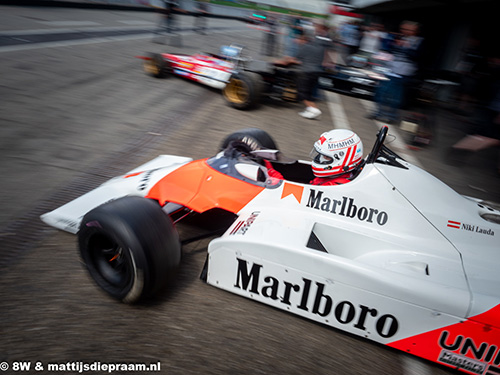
265, 13, 499, 174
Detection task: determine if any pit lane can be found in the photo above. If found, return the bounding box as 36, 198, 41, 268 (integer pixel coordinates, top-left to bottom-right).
0, 6, 495, 375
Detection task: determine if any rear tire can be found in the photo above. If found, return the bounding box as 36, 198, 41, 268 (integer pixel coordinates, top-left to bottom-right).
78, 196, 181, 303
223, 72, 264, 110
220, 128, 278, 152
144, 53, 172, 78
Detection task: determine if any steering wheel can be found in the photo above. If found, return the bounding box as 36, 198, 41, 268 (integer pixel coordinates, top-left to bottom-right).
366, 126, 388, 164
364, 126, 408, 169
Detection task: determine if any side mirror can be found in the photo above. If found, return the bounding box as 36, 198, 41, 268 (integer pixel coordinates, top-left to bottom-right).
251, 149, 296, 164
251, 149, 279, 161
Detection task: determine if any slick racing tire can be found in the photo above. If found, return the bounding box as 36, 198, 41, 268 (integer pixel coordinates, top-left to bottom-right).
223, 72, 264, 110
78, 196, 181, 303
220, 128, 278, 152
144, 53, 172, 78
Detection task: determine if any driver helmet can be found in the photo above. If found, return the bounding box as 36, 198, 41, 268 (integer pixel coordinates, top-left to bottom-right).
311, 129, 363, 178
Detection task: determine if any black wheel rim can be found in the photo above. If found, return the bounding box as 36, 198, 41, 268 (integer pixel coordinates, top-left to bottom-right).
88, 233, 133, 290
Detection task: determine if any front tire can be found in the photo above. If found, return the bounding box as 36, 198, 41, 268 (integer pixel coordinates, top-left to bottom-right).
223, 72, 264, 110
78, 196, 181, 303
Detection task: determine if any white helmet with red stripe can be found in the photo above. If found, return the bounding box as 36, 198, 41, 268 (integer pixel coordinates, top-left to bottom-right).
310, 129, 363, 178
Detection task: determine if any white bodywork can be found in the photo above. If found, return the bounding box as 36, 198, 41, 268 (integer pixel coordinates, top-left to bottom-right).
206, 160, 500, 371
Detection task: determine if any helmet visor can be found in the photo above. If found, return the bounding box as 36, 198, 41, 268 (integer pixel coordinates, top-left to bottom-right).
310, 149, 333, 165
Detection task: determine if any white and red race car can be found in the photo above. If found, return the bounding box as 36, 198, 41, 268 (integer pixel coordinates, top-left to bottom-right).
41, 127, 500, 374
138, 46, 388, 109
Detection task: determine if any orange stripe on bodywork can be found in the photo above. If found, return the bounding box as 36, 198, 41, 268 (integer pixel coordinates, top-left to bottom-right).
124, 171, 143, 178
388, 304, 500, 371
146, 159, 264, 214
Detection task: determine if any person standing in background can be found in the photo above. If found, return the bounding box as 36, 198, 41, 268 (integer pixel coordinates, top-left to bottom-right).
153, 0, 179, 37
339, 20, 361, 64
283, 14, 303, 58
262, 14, 279, 57
276, 25, 327, 119
368, 20, 423, 124
358, 22, 386, 62
193, 0, 209, 35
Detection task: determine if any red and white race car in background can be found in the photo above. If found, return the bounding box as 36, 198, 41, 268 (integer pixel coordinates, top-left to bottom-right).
138, 45, 389, 109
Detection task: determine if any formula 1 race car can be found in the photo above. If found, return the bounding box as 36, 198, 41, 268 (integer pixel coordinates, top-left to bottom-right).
138, 45, 298, 109
318, 65, 387, 99
41, 127, 500, 374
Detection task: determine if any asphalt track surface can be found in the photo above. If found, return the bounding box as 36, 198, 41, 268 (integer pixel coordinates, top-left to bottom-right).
1, 5, 498, 375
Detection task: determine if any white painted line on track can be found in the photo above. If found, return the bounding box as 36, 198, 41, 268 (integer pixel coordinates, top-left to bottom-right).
0, 33, 153, 53
0, 27, 247, 53
358, 98, 423, 168
39, 21, 101, 27
325, 90, 351, 130
118, 20, 155, 25
0, 26, 155, 36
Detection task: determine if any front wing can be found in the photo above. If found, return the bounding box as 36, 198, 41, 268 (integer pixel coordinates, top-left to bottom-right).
41, 155, 192, 233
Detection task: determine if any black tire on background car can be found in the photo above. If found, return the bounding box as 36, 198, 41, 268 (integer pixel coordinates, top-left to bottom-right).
220, 128, 278, 152
223, 71, 264, 110
144, 53, 172, 78
78, 196, 181, 303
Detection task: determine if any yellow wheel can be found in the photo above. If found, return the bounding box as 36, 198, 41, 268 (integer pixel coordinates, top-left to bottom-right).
224, 78, 249, 106
223, 72, 263, 110
143, 53, 171, 79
